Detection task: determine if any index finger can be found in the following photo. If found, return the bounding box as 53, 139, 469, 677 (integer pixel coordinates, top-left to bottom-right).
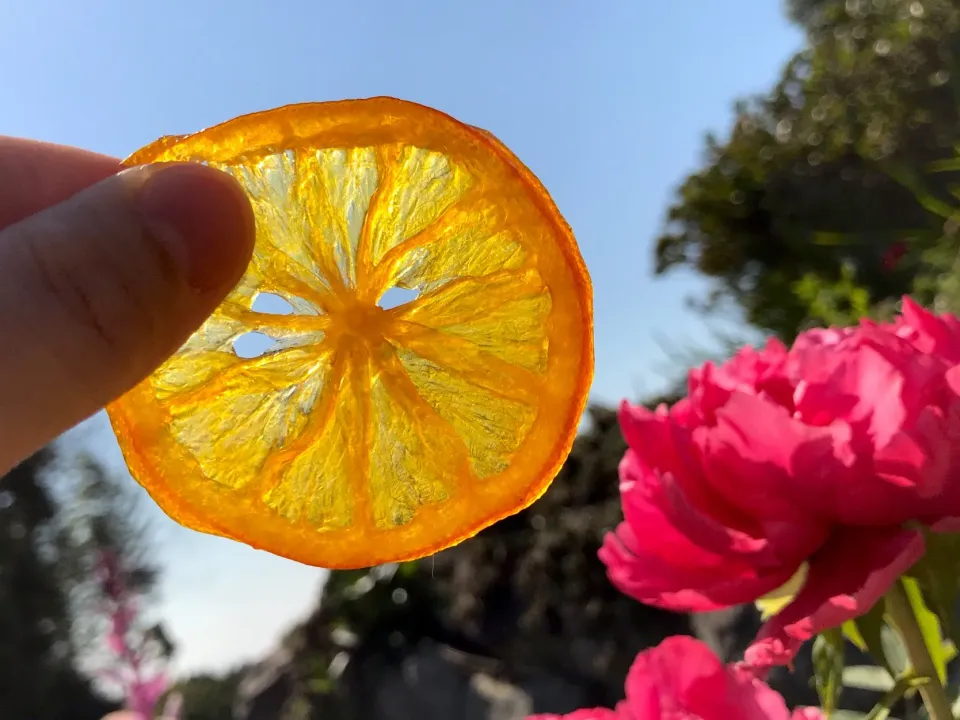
0, 137, 121, 230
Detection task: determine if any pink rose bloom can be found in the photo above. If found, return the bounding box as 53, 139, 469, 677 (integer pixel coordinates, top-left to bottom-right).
600, 297, 960, 667
529, 711, 620, 720
528, 636, 822, 719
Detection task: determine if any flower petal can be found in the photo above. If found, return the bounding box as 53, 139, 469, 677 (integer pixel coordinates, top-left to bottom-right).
601, 464, 798, 612
620, 404, 760, 544
619, 401, 686, 476
729, 676, 793, 720
130, 673, 168, 716
697, 393, 837, 560
899, 295, 960, 363
626, 636, 792, 720
656, 469, 773, 562
600, 522, 790, 611
527, 710, 621, 720
791, 709, 827, 720
625, 635, 727, 710
620, 451, 771, 564
745, 527, 924, 668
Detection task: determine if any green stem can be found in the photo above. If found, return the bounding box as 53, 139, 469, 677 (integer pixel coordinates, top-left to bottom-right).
885, 579, 954, 720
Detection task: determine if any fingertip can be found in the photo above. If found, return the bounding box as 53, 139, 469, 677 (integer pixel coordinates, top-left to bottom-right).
0, 161, 256, 470
136, 163, 256, 293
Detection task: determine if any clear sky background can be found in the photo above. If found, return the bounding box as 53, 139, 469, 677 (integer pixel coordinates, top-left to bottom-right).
0, 1, 803, 675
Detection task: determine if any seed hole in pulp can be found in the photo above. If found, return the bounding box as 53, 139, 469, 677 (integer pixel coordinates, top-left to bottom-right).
252, 292, 295, 315
377, 286, 420, 310
233, 332, 279, 358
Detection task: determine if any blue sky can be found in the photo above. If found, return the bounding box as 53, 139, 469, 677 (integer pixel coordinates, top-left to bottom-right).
1, 1, 803, 674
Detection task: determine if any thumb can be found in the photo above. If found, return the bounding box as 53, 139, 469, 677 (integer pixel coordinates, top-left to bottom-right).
0, 163, 255, 471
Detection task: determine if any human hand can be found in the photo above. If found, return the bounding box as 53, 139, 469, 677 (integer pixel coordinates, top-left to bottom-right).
0, 137, 255, 475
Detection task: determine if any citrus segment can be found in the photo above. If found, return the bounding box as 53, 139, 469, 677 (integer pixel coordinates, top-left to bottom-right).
169, 347, 333, 490
395, 268, 552, 373
394, 346, 538, 480
364, 145, 472, 273
368, 356, 461, 528
261, 350, 355, 529
107, 98, 593, 568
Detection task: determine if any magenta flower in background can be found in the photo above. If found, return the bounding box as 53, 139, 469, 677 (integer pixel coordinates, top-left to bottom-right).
600, 297, 960, 667
96, 550, 174, 719
530, 710, 620, 720
528, 636, 823, 719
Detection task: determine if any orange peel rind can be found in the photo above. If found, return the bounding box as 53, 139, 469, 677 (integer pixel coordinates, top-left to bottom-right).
107, 98, 593, 568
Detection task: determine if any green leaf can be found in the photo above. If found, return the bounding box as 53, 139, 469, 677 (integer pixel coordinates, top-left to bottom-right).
843, 620, 867, 651
814, 628, 846, 716
927, 157, 960, 174
843, 665, 896, 692
886, 162, 960, 220
907, 529, 960, 650
845, 600, 895, 677
900, 576, 949, 684
880, 625, 909, 677
861, 674, 914, 720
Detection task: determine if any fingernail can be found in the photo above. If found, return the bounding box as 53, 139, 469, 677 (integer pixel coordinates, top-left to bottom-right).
136, 163, 255, 292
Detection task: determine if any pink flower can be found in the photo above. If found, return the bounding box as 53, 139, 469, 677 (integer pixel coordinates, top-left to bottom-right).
529, 710, 620, 720
790, 711, 828, 720
95, 550, 174, 719
129, 673, 169, 717
527, 636, 823, 719
601, 297, 960, 667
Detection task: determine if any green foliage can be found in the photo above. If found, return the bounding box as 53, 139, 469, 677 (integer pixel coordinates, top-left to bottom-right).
907, 530, 960, 652
793, 261, 873, 328
0, 449, 120, 720
845, 601, 895, 678
837, 577, 960, 720
268, 562, 456, 719
843, 665, 897, 694
862, 675, 915, 720
0, 445, 167, 719
814, 628, 847, 714
655, 0, 960, 340
898, 578, 950, 685
170, 668, 247, 720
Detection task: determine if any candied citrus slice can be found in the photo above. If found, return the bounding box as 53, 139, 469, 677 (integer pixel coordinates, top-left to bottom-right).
106, 98, 593, 568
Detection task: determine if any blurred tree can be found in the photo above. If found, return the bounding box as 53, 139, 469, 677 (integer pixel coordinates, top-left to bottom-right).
656, 0, 960, 339
169, 668, 248, 720
0, 449, 119, 720
50, 452, 163, 659
234, 396, 706, 719
0, 445, 167, 719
